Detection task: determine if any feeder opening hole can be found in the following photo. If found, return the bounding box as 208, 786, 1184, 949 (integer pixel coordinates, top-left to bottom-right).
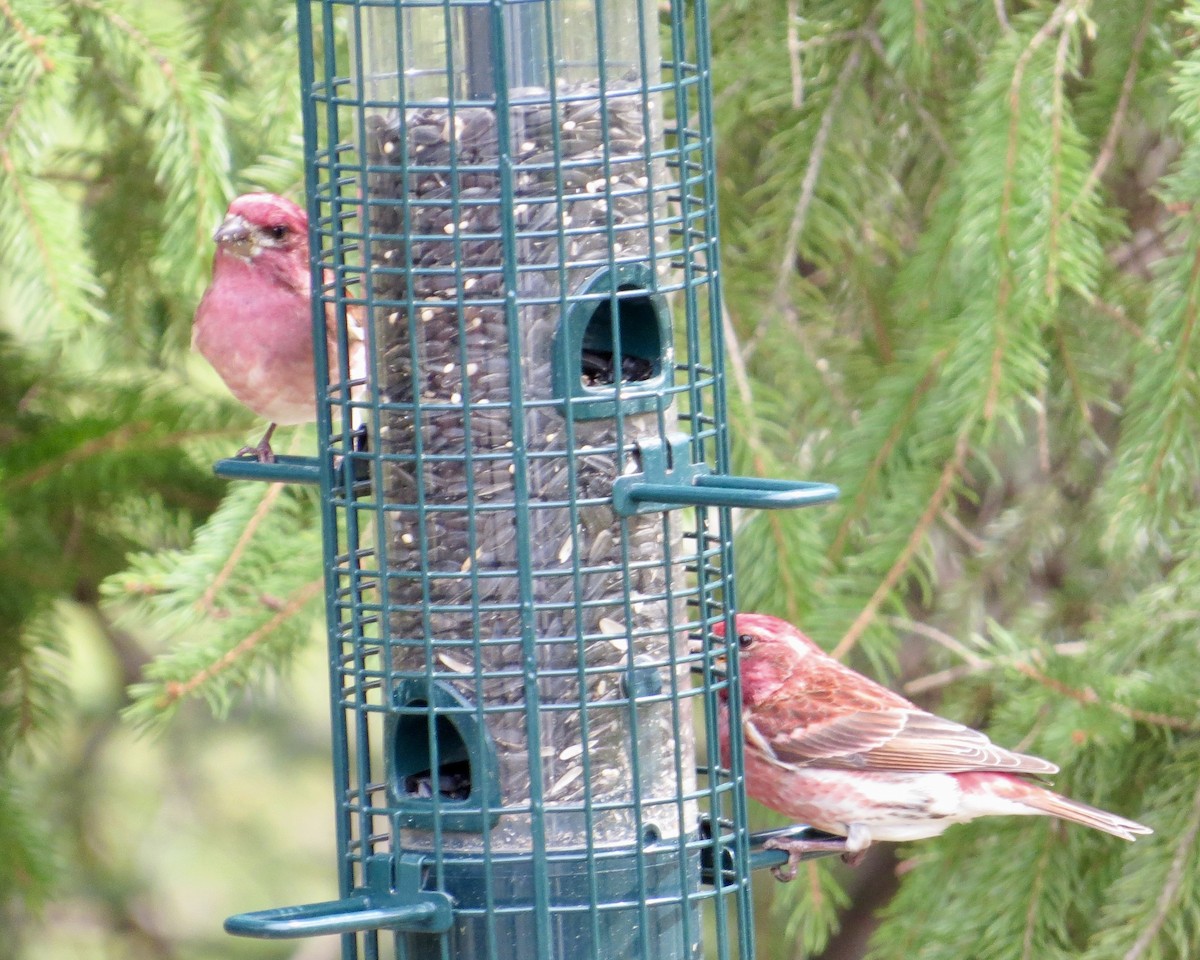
580, 285, 661, 388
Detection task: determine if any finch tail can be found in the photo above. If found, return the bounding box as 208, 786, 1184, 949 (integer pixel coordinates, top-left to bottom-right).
974, 772, 1152, 840
1019, 787, 1153, 841
959, 773, 1152, 841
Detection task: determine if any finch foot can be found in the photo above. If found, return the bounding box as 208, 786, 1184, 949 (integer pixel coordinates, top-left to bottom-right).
763, 835, 850, 882
236, 423, 278, 464
840, 823, 872, 867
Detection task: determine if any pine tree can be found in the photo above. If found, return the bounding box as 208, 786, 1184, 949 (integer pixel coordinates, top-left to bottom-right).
0, 0, 314, 944
716, 1, 1200, 957
4, 0, 1200, 957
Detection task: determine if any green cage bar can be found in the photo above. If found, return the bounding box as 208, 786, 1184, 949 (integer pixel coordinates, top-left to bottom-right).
221, 1, 839, 958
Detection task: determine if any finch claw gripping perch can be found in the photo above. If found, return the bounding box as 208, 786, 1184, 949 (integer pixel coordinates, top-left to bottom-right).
762, 835, 851, 882
236, 424, 278, 464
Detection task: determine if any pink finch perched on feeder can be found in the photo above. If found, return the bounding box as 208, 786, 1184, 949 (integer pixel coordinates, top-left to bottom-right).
712, 613, 1151, 881
193, 192, 363, 462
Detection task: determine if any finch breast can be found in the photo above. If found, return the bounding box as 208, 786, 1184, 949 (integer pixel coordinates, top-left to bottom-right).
738, 735, 965, 842
193, 260, 316, 425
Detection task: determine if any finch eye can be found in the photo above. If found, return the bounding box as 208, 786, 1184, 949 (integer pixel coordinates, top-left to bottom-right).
737, 633, 755, 650
268, 225, 288, 240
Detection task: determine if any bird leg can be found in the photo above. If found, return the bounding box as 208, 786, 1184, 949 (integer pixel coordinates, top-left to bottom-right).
763, 835, 851, 882
762, 823, 874, 880
840, 823, 872, 867
236, 423, 278, 463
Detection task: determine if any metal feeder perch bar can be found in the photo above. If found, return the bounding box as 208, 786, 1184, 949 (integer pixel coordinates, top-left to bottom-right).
216, 0, 839, 957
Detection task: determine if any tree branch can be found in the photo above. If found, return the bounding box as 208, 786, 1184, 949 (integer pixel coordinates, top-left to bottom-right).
158, 577, 325, 709
1012, 661, 1200, 733
828, 347, 949, 563
1123, 776, 1200, 960
903, 640, 1089, 696
1069, 0, 1154, 217
0, 0, 54, 72
198, 483, 286, 615
833, 429, 970, 659
786, 0, 803, 109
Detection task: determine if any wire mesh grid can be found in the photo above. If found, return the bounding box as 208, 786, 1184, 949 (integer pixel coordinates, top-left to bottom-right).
297, 1, 754, 958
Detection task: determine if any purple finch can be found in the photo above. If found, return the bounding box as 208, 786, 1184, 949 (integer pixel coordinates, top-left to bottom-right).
193, 193, 363, 462
713, 614, 1151, 880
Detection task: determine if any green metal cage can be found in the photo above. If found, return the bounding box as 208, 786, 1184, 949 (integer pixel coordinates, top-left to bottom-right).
218, 1, 838, 958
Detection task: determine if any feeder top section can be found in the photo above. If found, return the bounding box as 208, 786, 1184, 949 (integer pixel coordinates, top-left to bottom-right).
357, 0, 655, 106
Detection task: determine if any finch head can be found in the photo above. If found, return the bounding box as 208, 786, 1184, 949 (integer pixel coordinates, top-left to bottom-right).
711, 613, 825, 706
211, 193, 308, 286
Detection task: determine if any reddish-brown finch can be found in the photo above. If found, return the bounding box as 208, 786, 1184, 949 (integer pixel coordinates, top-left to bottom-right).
713, 613, 1152, 881
193, 193, 363, 462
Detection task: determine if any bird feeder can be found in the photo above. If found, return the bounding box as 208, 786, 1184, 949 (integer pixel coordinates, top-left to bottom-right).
217, 0, 838, 957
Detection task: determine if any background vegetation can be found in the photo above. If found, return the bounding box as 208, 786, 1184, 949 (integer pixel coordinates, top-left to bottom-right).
3, 0, 1199, 958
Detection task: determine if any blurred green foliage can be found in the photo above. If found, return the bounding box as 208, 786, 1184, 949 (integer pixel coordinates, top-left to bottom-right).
4, 0, 1200, 958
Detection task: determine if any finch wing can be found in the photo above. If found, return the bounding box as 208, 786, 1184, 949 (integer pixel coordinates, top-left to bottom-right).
753, 706, 1058, 774
747, 647, 1059, 776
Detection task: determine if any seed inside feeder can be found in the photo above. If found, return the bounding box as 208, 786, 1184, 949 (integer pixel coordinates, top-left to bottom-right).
581, 350, 656, 387
367, 82, 692, 852
405, 761, 472, 801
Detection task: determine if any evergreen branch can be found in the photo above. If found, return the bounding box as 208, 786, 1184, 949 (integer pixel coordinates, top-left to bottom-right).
1122, 776, 1200, 960
0, 94, 23, 146
7, 424, 233, 490
1089, 295, 1157, 349
2, 604, 71, 755
886, 615, 986, 667
990, 0, 1078, 418
833, 429, 970, 659
0, 0, 53, 72
1046, 24, 1072, 301
994, 0, 1012, 32
198, 482, 285, 614
805, 861, 824, 920
786, 0, 802, 109
1144, 244, 1200, 498
0, 141, 61, 313
14, 655, 34, 739
1112, 222, 1175, 275
755, 37, 864, 404
912, 0, 927, 51
827, 347, 949, 562
939, 508, 986, 553
1021, 839, 1053, 960
1012, 660, 1200, 732
8, 422, 149, 489
724, 310, 804, 612
67, 0, 232, 290
862, 30, 951, 158
769, 41, 861, 311
156, 576, 323, 710
1000, 5, 1076, 252
1069, 0, 1153, 219
1055, 324, 1092, 426
1039, 388, 1053, 473
69, 0, 190, 148
903, 640, 1088, 696
721, 310, 768, 475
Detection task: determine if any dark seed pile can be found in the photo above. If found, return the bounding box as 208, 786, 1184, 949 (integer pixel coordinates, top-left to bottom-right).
580, 349, 656, 386
367, 82, 694, 852
406, 764, 473, 802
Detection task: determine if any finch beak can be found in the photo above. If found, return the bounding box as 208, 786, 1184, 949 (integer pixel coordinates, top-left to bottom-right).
213, 213, 255, 258
689, 634, 728, 678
